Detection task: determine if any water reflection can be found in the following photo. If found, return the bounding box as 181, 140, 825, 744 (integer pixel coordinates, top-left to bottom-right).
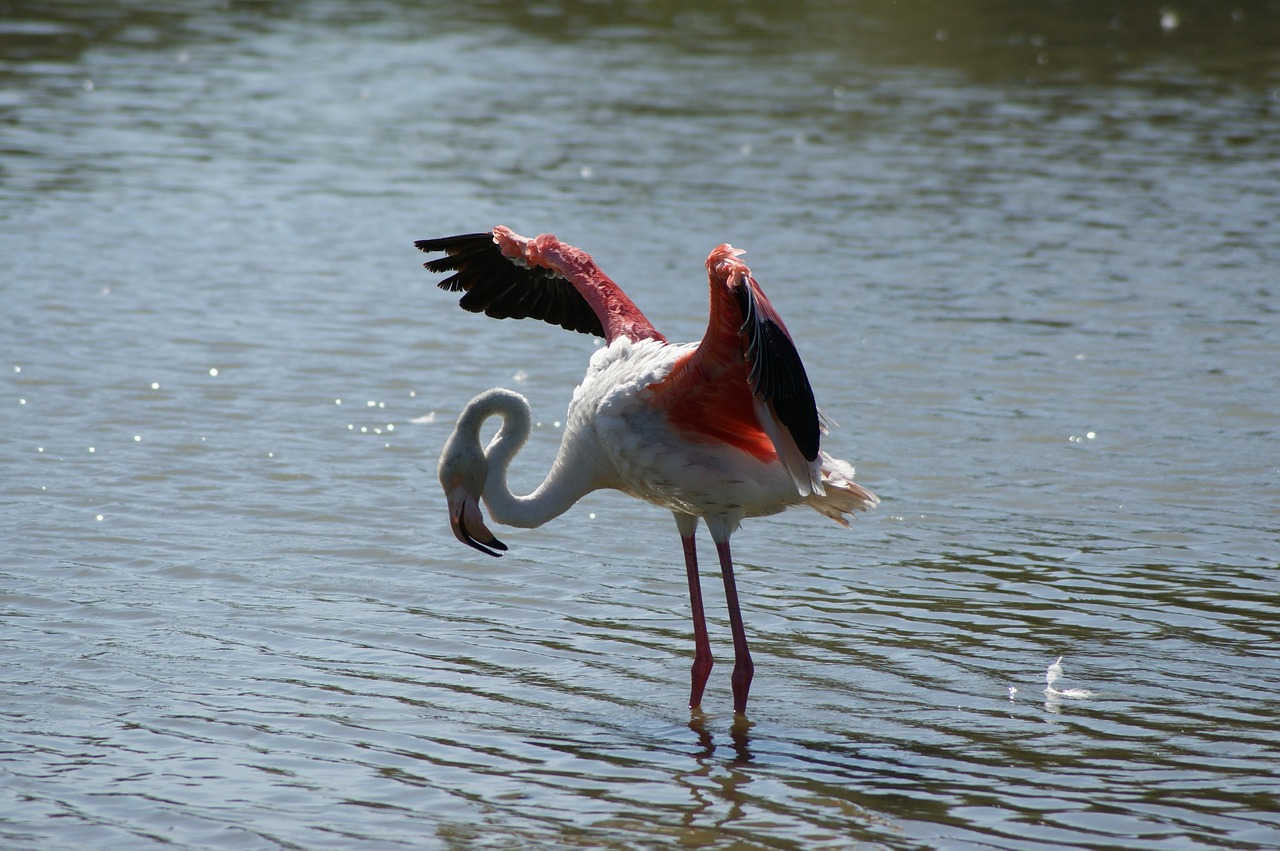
688, 710, 754, 765
678, 714, 753, 834
487, 0, 1278, 97
4, 0, 1277, 84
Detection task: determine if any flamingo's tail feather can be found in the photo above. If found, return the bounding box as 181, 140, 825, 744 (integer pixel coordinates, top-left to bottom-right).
809, 452, 878, 526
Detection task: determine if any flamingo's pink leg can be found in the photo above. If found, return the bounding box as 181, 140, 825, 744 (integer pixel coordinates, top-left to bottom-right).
682, 533, 714, 709
716, 539, 754, 714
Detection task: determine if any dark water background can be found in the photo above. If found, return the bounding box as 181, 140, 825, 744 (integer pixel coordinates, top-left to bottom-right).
3, 1, 1279, 848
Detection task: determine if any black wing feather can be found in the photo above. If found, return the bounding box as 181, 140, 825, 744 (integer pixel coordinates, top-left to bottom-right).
415, 232, 605, 337
734, 276, 821, 461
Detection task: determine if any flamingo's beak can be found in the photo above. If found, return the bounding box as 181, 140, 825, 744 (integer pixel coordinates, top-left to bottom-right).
445, 485, 507, 557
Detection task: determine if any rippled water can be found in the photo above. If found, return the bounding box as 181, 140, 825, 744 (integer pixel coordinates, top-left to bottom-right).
4, 2, 1279, 848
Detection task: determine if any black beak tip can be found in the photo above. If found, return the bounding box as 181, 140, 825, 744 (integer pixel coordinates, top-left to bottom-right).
456, 511, 508, 558
465, 535, 508, 558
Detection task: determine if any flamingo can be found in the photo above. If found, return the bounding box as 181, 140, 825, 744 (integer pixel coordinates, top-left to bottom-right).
417, 226, 877, 715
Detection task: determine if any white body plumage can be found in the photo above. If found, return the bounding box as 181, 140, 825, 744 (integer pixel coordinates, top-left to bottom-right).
443, 338, 876, 547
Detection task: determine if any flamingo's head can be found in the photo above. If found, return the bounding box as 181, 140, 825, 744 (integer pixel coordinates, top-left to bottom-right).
442, 479, 507, 557
438, 412, 508, 558
705, 243, 748, 282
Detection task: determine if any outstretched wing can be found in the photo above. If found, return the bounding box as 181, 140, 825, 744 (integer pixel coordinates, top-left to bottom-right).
415, 231, 605, 337
417, 228, 663, 344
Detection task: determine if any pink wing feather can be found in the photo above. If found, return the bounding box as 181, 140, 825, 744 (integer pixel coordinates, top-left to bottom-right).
416, 227, 663, 345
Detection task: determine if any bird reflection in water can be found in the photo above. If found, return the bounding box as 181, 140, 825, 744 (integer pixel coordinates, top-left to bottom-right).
674, 710, 756, 832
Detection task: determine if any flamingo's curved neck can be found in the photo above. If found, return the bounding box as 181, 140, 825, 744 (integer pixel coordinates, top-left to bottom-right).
463, 389, 597, 529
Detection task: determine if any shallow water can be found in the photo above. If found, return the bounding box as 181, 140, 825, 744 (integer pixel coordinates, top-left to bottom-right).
3, 1, 1279, 848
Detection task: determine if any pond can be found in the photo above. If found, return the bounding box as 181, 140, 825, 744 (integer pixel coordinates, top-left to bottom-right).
3, 1, 1279, 848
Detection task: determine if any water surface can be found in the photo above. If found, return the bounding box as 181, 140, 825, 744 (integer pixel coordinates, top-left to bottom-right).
3, 1, 1279, 848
